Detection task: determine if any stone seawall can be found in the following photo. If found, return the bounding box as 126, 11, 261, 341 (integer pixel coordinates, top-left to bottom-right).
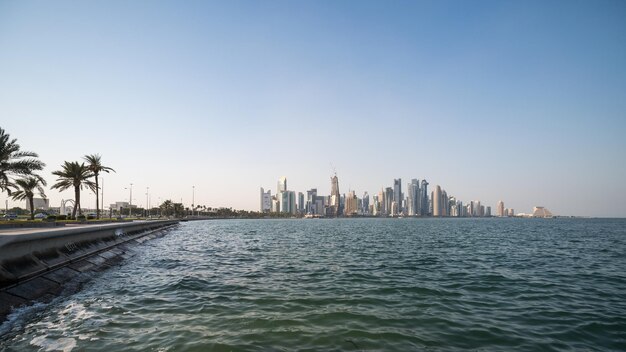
0, 220, 179, 323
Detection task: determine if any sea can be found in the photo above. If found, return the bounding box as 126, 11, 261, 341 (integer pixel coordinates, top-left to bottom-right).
0, 218, 625, 351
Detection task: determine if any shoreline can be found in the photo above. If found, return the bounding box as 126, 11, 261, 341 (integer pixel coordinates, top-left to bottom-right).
0, 220, 178, 324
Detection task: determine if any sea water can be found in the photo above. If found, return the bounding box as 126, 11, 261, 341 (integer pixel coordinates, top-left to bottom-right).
1, 218, 625, 351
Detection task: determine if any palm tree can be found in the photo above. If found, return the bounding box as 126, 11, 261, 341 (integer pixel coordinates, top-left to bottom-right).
83, 154, 115, 219
11, 176, 47, 220
0, 127, 45, 194
51, 161, 96, 219
160, 200, 173, 217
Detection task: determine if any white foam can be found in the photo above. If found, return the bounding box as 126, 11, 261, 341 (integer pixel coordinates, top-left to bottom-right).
30, 335, 77, 352
0, 301, 48, 337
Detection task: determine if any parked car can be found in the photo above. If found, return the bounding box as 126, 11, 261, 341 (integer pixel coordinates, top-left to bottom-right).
2, 213, 18, 220
34, 213, 48, 219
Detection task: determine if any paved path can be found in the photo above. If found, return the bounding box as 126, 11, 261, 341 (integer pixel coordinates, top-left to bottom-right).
0, 221, 148, 236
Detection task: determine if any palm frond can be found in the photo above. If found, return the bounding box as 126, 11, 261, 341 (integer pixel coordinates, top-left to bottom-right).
0, 128, 46, 196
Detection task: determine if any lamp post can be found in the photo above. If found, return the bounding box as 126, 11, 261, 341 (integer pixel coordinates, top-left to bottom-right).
101, 177, 104, 218
146, 187, 149, 218
192, 186, 195, 217
124, 183, 133, 217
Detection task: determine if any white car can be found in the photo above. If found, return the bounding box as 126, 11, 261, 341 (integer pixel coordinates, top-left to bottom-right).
34, 213, 47, 219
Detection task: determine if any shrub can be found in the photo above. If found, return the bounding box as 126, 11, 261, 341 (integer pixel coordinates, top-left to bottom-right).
46, 215, 57, 221
77, 215, 86, 221
87, 215, 95, 220
56, 215, 67, 220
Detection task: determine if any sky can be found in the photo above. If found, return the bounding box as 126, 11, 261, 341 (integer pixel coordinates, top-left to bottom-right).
1, 0, 625, 217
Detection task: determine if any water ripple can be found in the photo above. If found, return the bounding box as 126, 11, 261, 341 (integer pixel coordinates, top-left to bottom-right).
1, 218, 625, 351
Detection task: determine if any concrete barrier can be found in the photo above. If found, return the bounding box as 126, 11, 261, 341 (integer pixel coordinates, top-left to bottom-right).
0, 220, 179, 323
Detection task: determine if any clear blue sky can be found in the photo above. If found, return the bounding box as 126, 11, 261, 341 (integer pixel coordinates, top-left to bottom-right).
1, 0, 625, 217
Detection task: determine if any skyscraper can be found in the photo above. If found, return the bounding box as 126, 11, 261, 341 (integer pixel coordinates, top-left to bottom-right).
378, 189, 385, 215
384, 187, 394, 216
433, 185, 442, 217
297, 192, 304, 214
280, 191, 290, 213
474, 201, 482, 217
362, 192, 370, 215
330, 174, 340, 216
373, 194, 380, 216
280, 190, 296, 214
306, 188, 317, 214
289, 191, 297, 214
420, 179, 429, 216
345, 190, 358, 216
407, 179, 420, 216
497, 201, 505, 217
277, 176, 287, 194
393, 178, 402, 213
260, 187, 272, 212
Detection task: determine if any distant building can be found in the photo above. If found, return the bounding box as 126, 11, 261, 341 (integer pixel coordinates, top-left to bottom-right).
407, 179, 420, 216
280, 191, 289, 213
279, 191, 296, 214
373, 194, 380, 216
497, 201, 505, 217
272, 196, 280, 212
345, 191, 358, 216
260, 188, 272, 212
306, 188, 318, 214
377, 189, 384, 215
330, 174, 340, 216
393, 178, 402, 213
420, 180, 429, 216
390, 201, 399, 216
277, 176, 287, 194
26, 198, 49, 211
448, 196, 457, 217
110, 202, 136, 212
289, 191, 296, 214
486, 206, 492, 217
384, 187, 394, 216
297, 192, 305, 214
433, 185, 442, 217
532, 206, 553, 217
315, 198, 325, 216
361, 192, 370, 215
470, 200, 482, 217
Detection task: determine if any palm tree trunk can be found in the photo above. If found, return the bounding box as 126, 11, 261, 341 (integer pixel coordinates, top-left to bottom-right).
29, 196, 34, 220
73, 186, 79, 218
95, 174, 100, 219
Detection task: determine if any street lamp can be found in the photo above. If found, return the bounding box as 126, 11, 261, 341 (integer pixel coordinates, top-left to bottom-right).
124, 183, 133, 217
192, 186, 195, 217
146, 187, 149, 218
101, 177, 104, 218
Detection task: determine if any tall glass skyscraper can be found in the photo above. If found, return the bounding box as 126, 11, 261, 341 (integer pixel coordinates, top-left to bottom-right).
420, 179, 429, 216
393, 178, 402, 213
330, 174, 340, 216
407, 179, 420, 216
277, 176, 287, 194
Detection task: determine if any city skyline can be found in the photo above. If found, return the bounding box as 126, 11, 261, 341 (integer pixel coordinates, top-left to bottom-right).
1, 1, 625, 217
261, 174, 535, 218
